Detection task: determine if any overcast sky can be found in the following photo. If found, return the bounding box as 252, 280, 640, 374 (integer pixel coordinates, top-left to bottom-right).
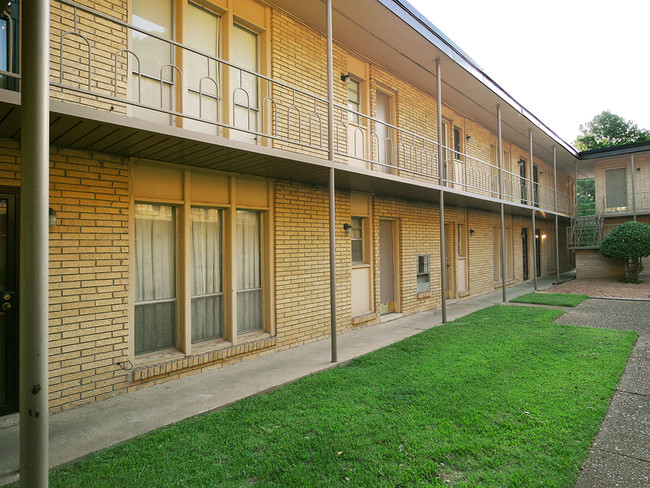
406, 0, 650, 145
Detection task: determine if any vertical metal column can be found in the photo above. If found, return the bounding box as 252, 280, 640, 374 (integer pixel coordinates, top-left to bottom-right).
326, 0, 337, 362
553, 146, 560, 283
436, 59, 446, 323
497, 105, 506, 301
631, 154, 637, 221
529, 129, 537, 290
573, 161, 578, 217
20, 1, 50, 487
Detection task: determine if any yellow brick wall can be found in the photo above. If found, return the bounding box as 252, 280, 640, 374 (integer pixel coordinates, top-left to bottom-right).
0, 139, 131, 413
50, 0, 129, 114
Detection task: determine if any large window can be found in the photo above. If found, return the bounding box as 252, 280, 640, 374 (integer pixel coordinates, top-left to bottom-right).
134, 204, 177, 354
131, 0, 265, 139
133, 167, 272, 358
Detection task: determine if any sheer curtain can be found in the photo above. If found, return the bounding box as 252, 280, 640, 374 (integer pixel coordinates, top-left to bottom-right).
134, 204, 177, 354
236, 210, 262, 334
191, 207, 223, 342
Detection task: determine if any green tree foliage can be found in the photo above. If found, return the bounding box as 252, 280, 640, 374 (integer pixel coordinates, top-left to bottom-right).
600, 221, 650, 281
576, 178, 596, 216
575, 111, 650, 151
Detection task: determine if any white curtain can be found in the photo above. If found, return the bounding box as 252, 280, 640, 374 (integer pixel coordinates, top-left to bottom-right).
191, 207, 223, 342
134, 204, 176, 354
236, 210, 262, 334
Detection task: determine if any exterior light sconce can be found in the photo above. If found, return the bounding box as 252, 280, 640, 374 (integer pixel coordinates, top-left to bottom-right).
469, 229, 475, 236
540, 171, 545, 176
541, 233, 547, 239
637, 167, 641, 172
49, 208, 57, 227
343, 223, 352, 233
340, 73, 351, 83
465, 134, 471, 141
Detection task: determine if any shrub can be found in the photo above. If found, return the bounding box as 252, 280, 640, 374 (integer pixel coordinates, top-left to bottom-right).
600, 221, 650, 281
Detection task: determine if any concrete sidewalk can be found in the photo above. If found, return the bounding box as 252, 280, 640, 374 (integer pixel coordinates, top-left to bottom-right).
0, 272, 571, 486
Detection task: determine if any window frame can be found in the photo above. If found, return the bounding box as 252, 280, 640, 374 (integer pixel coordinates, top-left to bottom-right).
416, 254, 430, 293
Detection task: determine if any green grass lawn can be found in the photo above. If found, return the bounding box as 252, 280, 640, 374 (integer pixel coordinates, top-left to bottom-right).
510, 292, 590, 307
44, 306, 635, 487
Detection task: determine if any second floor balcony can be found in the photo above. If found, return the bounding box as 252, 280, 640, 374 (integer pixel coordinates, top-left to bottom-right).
0, 0, 574, 217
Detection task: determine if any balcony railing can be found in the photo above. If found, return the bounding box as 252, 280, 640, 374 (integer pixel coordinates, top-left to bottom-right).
2, 0, 573, 215
599, 191, 650, 215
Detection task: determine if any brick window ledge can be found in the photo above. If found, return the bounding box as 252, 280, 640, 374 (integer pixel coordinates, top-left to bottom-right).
132, 333, 277, 382
352, 312, 378, 325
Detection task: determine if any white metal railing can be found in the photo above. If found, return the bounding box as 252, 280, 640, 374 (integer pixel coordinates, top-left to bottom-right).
1, 0, 574, 215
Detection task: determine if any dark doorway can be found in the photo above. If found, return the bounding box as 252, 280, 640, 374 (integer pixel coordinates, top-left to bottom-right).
535, 229, 542, 278
521, 228, 529, 281
0, 189, 18, 417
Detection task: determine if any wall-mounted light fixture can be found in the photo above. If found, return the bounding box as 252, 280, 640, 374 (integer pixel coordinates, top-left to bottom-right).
469, 229, 475, 236
540, 171, 545, 176
465, 134, 471, 141
343, 223, 352, 233
340, 73, 351, 83
49, 208, 57, 227
541, 233, 547, 239
637, 167, 641, 172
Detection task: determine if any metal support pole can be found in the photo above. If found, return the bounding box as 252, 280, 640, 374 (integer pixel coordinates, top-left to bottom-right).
631, 154, 637, 221
326, 0, 337, 362
553, 146, 560, 283
436, 59, 446, 323
529, 130, 537, 290
20, 1, 50, 487
497, 106, 506, 301
573, 161, 578, 217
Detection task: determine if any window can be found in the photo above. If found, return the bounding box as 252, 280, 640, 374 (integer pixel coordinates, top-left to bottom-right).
347, 79, 361, 125
185, 2, 221, 133
453, 126, 461, 160
519, 158, 527, 203
457, 224, 466, 257
134, 204, 177, 354
237, 210, 263, 334
417, 255, 430, 293
351, 217, 364, 263
132, 166, 273, 358
191, 207, 224, 343
131, 0, 265, 139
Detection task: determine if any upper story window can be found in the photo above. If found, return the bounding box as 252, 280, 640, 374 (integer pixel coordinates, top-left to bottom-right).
347, 78, 361, 125
130, 0, 264, 139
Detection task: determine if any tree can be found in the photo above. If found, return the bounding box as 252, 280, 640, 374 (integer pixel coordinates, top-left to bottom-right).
576, 178, 596, 216
575, 111, 650, 151
600, 221, 650, 281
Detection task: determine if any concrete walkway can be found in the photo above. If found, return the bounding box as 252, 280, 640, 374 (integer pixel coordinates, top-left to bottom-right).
555, 299, 650, 488
0, 270, 629, 487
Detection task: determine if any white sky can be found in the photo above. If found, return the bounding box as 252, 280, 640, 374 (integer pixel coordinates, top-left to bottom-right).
406, 0, 650, 145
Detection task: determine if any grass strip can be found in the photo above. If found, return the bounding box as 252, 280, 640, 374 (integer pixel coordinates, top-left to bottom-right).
510, 292, 590, 307
42, 306, 635, 487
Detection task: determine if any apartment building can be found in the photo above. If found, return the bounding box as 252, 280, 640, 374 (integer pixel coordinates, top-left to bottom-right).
0, 0, 579, 418
569, 142, 650, 277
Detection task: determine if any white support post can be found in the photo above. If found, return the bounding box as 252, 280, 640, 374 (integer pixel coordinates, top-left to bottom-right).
436, 59, 446, 323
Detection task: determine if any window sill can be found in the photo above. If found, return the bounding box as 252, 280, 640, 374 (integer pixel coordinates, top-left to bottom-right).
352, 263, 371, 270
131, 333, 277, 382
416, 291, 432, 299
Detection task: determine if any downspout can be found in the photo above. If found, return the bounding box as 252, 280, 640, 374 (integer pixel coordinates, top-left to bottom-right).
326, 0, 337, 362
436, 58, 446, 323
20, 1, 50, 487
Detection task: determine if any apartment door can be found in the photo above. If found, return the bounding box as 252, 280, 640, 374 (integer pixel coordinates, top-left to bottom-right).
535, 229, 542, 278
605, 168, 627, 210
379, 220, 398, 314
444, 223, 454, 299
0, 190, 18, 417
375, 91, 394, 173
521, 228, 529, 281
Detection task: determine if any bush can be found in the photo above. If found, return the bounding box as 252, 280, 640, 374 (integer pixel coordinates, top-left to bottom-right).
600, 221, 650, 281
